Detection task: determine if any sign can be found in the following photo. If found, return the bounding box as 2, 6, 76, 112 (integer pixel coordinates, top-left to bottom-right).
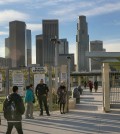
34, 74, 45, 89
12, 73, 24, 96
32, 67, 46, 73
28, 64, 40, 67
61, 73, 67, 83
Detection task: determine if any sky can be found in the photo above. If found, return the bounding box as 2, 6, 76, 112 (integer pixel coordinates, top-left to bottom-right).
0, 0, 120, 64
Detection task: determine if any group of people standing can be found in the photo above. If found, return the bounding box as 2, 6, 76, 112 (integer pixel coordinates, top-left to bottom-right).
25, 79, 50, 119
3, 79, 67, 133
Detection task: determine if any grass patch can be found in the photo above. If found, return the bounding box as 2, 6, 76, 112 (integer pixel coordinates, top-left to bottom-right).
0, 95, 59, 113
0, 97, 6, 113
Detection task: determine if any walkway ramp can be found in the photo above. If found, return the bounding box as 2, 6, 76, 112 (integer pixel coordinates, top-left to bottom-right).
1, 87, 120, 134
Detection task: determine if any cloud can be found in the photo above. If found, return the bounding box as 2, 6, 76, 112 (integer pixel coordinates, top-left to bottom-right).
104, 42, 120, 52
47, 1, 120, 22
0, 48, 5, 57
0, 0, 25, 4
0, 45, 5, 57
81, 2, 120, 17
27, 23, 42, 31
69, 43, 76, 64
0, 10, 29, 24
29, 0, 75, 8
0, 31, 8, 35
104, 39, 120, 52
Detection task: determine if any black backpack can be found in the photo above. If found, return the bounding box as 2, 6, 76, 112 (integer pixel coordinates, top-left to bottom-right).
3, 96, 17, 120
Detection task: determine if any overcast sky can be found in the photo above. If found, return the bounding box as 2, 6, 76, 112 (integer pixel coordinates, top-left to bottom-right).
0, 0, 120, 63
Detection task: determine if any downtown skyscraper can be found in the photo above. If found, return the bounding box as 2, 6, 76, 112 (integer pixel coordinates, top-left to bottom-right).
90, 40, 104, 71
6, 21, 32, 67
76, 16, 89, 72
9, 21, 26, 67
36, 20, 59, 66
36, 34, 43, 66
59, 39, 68, 54
26, 29, 32, 66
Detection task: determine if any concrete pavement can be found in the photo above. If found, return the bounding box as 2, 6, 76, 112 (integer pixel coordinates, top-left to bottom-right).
1, 87, 120, 134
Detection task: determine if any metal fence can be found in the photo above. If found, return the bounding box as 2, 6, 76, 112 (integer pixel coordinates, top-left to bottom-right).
110, 65, 120, 108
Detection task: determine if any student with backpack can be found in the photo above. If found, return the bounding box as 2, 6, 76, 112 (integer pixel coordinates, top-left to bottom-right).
3, 86, 25, 134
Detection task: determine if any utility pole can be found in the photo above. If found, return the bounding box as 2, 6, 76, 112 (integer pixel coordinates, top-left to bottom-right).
67, 56, 71, 112
50, 36, 60, 91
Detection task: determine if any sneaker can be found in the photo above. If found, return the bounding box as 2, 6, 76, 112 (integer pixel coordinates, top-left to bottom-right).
39, 113, 43, 116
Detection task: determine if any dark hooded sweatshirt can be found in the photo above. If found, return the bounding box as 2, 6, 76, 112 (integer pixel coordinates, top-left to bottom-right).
3, 93, 25, 121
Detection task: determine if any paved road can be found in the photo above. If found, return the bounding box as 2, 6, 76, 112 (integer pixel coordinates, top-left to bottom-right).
1, 87, 120, 134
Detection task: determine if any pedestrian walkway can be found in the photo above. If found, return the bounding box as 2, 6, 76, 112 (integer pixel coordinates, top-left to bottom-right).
1, 87, 120, 134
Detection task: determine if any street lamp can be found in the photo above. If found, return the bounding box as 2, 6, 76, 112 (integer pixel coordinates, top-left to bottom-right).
50, 36, 60, 91
67, 56, 71, 91
66, 56, 71, 112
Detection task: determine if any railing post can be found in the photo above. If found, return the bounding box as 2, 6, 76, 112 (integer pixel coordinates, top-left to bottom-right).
6, 68, 9, 96
102, 63, 110, 112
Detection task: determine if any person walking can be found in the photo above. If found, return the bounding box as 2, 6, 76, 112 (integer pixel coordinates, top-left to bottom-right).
25, 84, 34, 119
57, 82, 67, 114
35, 79, 50, 116
94, 80, 98, 92
3, 86, 25, 134
88, 80, 93, 92
84, 81, 87, 89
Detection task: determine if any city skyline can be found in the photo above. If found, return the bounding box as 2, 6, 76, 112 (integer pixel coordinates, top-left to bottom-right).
0, 0, 120, 64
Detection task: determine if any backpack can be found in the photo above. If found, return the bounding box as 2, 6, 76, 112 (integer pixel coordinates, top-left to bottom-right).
3, 96, 17, 120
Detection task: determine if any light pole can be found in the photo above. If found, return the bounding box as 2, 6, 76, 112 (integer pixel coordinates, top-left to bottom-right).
50, 36, 60, 91
66, 56, 71, 112
67, 56, 71, 91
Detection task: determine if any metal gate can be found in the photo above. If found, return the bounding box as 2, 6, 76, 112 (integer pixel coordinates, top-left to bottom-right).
110, 64, 120, 108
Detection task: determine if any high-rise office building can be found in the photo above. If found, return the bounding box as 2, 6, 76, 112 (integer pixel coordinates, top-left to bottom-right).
36, 34, 43, 66
90, 40, 103, 71
76, 15, 89, 72
5, 37, 12, 67
42, 20, 59, 65
26, 29, 32, 66
5, 37, 10, 59
9, 20, 26, 67
0, 57, 11, 67
59, 54, 74, 71
59, 39, 68, 54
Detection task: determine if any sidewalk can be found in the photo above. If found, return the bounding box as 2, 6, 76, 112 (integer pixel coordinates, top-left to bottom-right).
1, 87, 120, 134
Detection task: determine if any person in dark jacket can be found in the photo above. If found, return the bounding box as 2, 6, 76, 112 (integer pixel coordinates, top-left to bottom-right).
94, 80, 98, 92
35, 79, 50, 116
73, 87, 80, 104
3, 86, 25, 134
57, 82, 66, 114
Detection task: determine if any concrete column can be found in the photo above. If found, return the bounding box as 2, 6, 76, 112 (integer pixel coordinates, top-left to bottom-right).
48, 65, 52, 112
102, 63, 110, 112
6, 68, 9, 96
60, 65, 69, 112
78, 76, 81, 86
70, 77, 73, 87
